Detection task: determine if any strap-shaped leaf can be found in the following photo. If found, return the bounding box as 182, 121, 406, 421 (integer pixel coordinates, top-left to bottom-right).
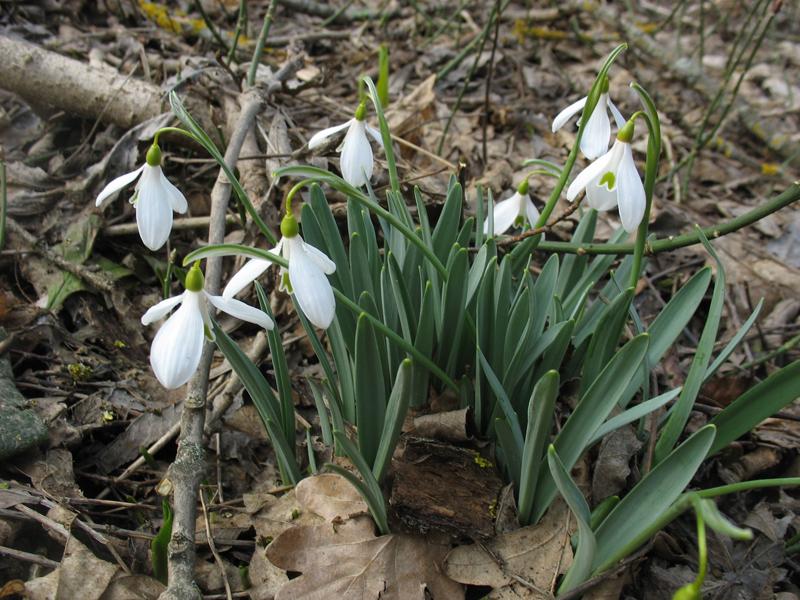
256, 283, 294, 442
373, 359, 413, 482
655, 230, 725, 463
532, 334, 649, 521
478, 347, 523, 453
432, 178, 464, 264
548, 446, 596, 593
355, 313, 386, 467
557, 209, 597, 298
708, 360, 800, 456
213, 323, 301, 484
593, 425, 716, 573
580, 288, 634, 397
518, 371, 559, 525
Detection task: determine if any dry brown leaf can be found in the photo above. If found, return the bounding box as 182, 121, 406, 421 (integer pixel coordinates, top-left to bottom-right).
252, 488, 324, 543
266, 517, 464, 599
444, 501, 572, 596
248, 546, 289, 600
294, 473, 369, 522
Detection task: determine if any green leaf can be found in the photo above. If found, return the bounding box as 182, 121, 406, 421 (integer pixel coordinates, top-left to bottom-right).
619, 267, 712, 408
655, 230, 725, 463
373, 359, 413, 482
355, 313, 386, 467
308, 379, 333, 448
588, 388, 682, 446
532, 334, 649, 521
478, 347, 523, 452
432, 178, 464, 264
580, 288, 634, 397
256, 283, 294, 442
439, 245, 469, 375
708, 360, 800, 456
151, 498, 173, 585
411, 281, 435, 407
548, 446, 596, 593
518, 371, 559, 526
213, 323, 301, 484
330, 431, 389, 534
593, 425, 716, 573
495, 417, 522, 488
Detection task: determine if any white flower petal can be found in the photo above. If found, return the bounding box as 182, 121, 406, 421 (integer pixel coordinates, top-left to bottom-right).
524, 196, 541, 229
580, 94, 611, 160
288, 238, 336, 329
135, 166, 173, 251
566, 148, 614, 201
308, 119, 354, 150
484, 196, 518, 235
552, 96, 587, 132
301, 241, 336, 274
96, 165, 144, 206
616, 144, 646, 233
365, 124, 385, 151
585, 173, 619, 211
141, 292, 186, 325
206, 293, 274, 330
222, 257, 273, 298
340, 121, 373, 187
159, 170, 188, 214
607, 98, 626, 129
149, 291, 205, 389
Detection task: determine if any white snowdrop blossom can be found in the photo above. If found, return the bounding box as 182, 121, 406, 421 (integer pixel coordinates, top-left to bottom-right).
142, 263, 274, 389
551, 77, 626, 160
566, 120, 646, 234
223, 213, 337, 329
307, 101, 383, 188
484, 180, 542, 236
95, 144, 188, 251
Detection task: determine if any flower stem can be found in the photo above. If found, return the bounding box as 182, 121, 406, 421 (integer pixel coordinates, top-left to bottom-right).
534, 183, 799, 256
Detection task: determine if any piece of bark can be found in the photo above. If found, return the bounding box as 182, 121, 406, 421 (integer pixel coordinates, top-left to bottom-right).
411, 408, 473, 442
0, 34, 162, 129
389, 437, 504, 539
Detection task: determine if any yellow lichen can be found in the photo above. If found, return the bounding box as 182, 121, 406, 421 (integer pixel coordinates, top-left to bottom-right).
761, 163, 780, 176
473, 453, 493, 469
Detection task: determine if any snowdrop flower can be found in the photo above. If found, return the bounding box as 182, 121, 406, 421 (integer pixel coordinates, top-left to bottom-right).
95, 143, 188, 251
484, 179, 541, 236
223, 212, 337, 329
552, 76, 626, 160
307, 101, 383, 188
142, 262, 273, 389
566, 119, 645, 233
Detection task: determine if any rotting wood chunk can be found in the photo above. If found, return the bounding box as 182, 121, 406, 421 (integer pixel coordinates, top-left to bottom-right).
389, 436, 503, 540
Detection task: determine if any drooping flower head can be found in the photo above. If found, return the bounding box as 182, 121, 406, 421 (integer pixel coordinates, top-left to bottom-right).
552, 76, 626, 160
484, 179, 542, 236
307, 101, 384, 188
566, 118, 645, 233
223, 212, 337, 330
142, 262, 274, 389
95, 143, 188, 251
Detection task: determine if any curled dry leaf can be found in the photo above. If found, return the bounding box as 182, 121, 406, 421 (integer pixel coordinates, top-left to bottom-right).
444, 501, 573, 597
295, 473, 369, 522
266, 517, 464, 600
23, 536, 163, 600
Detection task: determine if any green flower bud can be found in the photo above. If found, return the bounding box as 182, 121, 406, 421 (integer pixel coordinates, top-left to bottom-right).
146, 143, 162, 167
616, 118, 635, 143
600, 75, 610, 94
516, 179, 530, 195
185, 262, 205, 292
354, 101, 367, 122
281, 212, 299, 238
672, 583, 700, 600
